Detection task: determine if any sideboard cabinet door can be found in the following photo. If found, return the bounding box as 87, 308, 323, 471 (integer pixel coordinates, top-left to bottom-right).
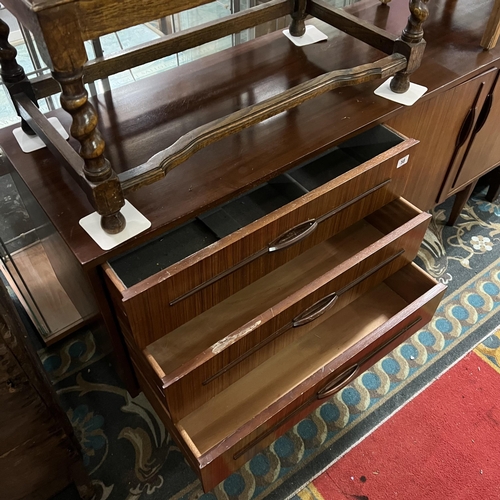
450, 69, 500, 192
386, 69, 497, 211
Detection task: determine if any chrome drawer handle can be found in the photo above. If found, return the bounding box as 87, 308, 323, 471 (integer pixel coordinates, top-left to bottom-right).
317, 365, 359, 399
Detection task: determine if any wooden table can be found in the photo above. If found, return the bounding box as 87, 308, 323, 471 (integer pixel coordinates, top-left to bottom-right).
0, 0, 498, 382
0, 0, 496, 269
0, 0, 428, 233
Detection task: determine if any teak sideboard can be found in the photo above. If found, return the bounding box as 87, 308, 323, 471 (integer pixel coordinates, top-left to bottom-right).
1, 0, 500, 491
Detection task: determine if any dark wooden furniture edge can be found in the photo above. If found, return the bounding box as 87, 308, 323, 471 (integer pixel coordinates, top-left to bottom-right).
0, 276, 95, 499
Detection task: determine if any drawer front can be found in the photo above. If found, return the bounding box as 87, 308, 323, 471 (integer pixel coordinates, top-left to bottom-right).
107, 136, 417, 349
153, 210, 430, 420
192, 267, 446, 491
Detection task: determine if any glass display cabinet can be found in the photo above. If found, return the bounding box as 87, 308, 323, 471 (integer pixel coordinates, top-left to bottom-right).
0, 147, 98, 344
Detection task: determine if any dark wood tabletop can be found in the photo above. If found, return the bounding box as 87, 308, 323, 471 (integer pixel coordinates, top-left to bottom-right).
1, 0, 498, 268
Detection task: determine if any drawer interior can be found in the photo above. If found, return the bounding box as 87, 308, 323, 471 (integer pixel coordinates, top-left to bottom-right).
145, 197, 421, 386
176, 262, 438, 456
109, 125, 405, 288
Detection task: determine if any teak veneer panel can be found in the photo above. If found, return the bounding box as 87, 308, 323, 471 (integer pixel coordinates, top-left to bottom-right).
199, 285, 445, 492
106, 133, 416, 349
144, 198, 430, 418
165, 263, 445, 488
385, 68, 497, 211
452, 69, 500, 192
145, 221, 384, 377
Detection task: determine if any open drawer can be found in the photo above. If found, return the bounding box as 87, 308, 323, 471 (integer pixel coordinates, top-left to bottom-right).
138, 262, 446, 491
143, 197, 431, 419
103, 125, 418, 349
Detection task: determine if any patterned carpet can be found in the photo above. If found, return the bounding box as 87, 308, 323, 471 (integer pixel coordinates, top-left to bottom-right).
8, 186, 500, 500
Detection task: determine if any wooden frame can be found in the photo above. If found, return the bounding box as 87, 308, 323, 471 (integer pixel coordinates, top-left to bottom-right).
0, 0, 430, 234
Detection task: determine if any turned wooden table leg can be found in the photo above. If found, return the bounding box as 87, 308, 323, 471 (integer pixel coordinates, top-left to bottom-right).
447, 180, 478, 226
391, 0, 430, 93
289, 0, 307, 36
54, 69, 126, 233
26, 7, 126, 234
0, 18, 38, 135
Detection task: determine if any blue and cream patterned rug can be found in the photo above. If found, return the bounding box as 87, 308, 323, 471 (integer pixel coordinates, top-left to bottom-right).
16, 186, 500, 500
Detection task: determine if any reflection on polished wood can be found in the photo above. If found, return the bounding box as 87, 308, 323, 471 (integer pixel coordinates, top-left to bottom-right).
0, 240, 96, 344
0, 0, 429, 233
0, 0, 497, 266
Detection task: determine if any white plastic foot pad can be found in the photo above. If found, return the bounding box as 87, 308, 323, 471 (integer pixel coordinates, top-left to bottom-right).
283, 25, 328, 47
374, 77, 428, 106
13, 117, 69, 153
79, 200, 151, 250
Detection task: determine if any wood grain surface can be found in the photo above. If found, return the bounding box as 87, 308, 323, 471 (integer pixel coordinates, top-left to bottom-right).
144, 198, 430, 420
108, 136, 416, 349
385, 68, 497, 210
30, 0, 294, 99
2, 0, 499, 267
1, 242, 87, 340
451, 69, 500, 191
120, 54, 407, 193
173, 264, 445, 491
121, 263, 444, 492
0, 275, 94, 499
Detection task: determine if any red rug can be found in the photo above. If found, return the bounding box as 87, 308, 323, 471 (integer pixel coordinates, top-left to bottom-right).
305, 351, 500, 500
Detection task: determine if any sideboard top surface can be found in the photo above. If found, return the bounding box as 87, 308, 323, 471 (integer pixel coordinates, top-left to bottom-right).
1, 0, 499, 268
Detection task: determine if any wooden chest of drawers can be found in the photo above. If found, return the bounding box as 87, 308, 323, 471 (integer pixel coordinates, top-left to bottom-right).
102, 124, 446, 491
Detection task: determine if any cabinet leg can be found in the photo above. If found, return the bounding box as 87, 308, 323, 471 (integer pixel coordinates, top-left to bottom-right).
53, 69, 126, 234
447, 180, 478, 226
390, 0, 430, 93
486, 167, 500, 202
87, 267, 139, 396
0, 18, 38, 135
